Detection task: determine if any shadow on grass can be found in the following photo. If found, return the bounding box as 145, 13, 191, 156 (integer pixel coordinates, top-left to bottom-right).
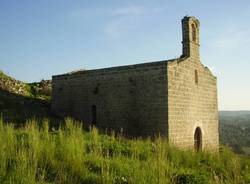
0, 89, 62, 128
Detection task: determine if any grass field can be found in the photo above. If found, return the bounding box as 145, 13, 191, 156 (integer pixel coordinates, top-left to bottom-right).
243, 147, 250, 157
0, 118, 249, 184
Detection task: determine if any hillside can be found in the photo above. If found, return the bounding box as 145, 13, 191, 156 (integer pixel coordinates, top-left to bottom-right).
0, 71, 53, 124
0, 70, 30, 96
0, 71, 51, 99
219, 111, 250, 156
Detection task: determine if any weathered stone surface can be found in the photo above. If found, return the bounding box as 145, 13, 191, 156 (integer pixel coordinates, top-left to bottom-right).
52, 16, 219, 151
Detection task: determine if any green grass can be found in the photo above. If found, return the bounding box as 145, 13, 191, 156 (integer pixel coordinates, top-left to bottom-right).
0, 118, 249, 184
243, 147, 250, 156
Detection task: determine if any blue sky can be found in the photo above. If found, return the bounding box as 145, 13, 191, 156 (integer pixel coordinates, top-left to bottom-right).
0, 0, 250, 110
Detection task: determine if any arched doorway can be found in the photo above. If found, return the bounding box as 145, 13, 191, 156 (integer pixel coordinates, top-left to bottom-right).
194, 127, 202, 151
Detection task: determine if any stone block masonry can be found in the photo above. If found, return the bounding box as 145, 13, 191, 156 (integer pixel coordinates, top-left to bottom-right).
52, 16, 219, 151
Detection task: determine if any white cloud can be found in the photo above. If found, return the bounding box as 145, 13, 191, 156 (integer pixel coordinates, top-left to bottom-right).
69, 5, 147, 19
69, 8, 108, 19
208, 29, 250, 49
69, 5, 165, 18
104, 5, 167, 39
69, 5, 166, 39
103, 6, 147, 39
111, 6, 146, 17
104, 17, 138, 39
104, 19, 123, 39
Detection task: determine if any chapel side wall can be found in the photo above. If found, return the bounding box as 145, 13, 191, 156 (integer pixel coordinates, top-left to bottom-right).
167, 58, 219, 151
52, 63, 169, 137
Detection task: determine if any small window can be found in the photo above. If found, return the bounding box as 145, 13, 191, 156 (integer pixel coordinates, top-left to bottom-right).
93, 86, 99, 95
92, 105, 97, 125
195, 70, 198, 84
129, 77, 136, 86
93, 83, 100, 95
192, 24, 196, 42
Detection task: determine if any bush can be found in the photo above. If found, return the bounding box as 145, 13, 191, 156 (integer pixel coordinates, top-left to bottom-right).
175, 171, 210, 184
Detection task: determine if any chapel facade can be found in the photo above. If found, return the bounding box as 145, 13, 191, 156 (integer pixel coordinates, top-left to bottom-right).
52, 16, 219, 151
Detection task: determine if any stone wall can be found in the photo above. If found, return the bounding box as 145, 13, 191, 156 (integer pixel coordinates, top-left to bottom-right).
52, 61, 171, 137
167, 16, 219, 151
167, 58, 218, 151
